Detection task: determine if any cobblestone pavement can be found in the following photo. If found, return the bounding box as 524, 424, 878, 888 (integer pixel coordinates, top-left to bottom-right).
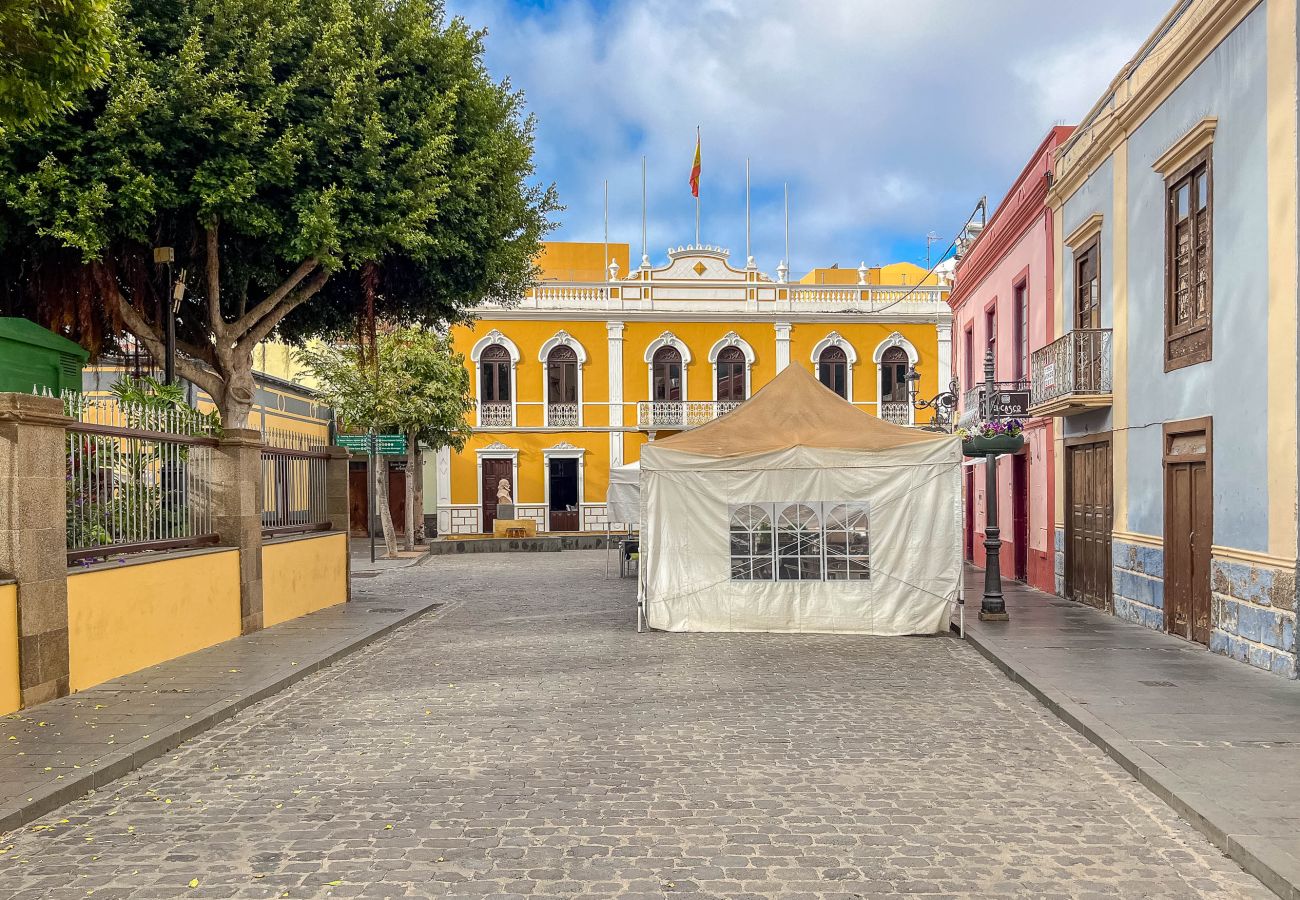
0, 552, 1270, 899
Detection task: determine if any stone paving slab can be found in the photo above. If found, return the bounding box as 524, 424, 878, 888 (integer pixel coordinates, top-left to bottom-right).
0, 569, 445, 836
957, 567, 1300, 900
0, 551, 1270, 898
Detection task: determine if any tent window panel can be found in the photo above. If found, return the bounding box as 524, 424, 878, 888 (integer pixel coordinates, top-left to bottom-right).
728, 503, 774, 581
824, 502, 870, 580
777, 503, 822, 581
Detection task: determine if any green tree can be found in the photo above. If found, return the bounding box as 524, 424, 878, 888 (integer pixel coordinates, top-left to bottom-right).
0, 0, 114, 125
0, 0, 554, 428
299, 326, 472, 556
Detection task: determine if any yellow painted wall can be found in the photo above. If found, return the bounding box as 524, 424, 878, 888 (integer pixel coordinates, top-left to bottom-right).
798, 261, 944, 287
621, 321, 778, 404
536, 242, 631, 282
0, 584, 20, 715
67, 550, 242, 692
787, 322, 940, 403
451, 430, 611, 506
262, 533, 349, 628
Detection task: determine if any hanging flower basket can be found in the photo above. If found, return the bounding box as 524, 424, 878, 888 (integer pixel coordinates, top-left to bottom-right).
958, 419, 1025, 457
961, 433, 1025, 457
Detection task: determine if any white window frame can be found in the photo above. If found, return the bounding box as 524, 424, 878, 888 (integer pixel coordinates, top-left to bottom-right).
810, 332, 858, 402
475, 441, 519, 533
644, 330, 692, 403
729, 501, 870, 582
538, 330, 588, 427
707, 331, 756, 402
542, 442, 586, 532
872, 332, 919, 425
470, 330, 521, 428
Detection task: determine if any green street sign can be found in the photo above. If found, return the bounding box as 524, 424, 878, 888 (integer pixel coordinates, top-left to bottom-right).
336, 433, 407, 455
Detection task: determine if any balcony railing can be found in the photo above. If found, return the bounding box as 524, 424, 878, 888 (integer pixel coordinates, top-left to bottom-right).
879, 401, 911, 425
546, 402, 579, 428
637, 400, 742, 430
1030, 329, 1112, 416
479, 403, 513, 427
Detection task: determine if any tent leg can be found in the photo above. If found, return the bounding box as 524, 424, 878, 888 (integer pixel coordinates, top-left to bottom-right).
605, 524, 610, 578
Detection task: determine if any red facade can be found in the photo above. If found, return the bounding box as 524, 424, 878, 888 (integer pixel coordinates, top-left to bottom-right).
948, 126, 1072, 594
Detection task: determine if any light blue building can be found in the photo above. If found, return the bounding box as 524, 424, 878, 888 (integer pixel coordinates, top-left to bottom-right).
1032, 0, 1298, 677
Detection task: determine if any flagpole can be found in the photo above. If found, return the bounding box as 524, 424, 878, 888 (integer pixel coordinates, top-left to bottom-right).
695, 126, 701, 246
784, 182, 790, 269
745, 158, 751, 263
603, 179, 609, 285
641, 156, 647, 265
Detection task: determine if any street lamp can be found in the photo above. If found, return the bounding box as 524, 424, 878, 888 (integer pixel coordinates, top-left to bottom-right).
977, 347, 1009, 620
904, 365, 959, 433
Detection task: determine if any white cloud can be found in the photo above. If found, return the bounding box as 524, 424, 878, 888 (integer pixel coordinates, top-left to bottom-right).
450, 0, 1170, 273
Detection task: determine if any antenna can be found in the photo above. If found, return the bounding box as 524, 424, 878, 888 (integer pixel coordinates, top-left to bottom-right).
925, 231, 939, 267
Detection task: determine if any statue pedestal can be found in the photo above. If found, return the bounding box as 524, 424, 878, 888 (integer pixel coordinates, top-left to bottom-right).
496, 503, 516, 520
493, 519, 537, 538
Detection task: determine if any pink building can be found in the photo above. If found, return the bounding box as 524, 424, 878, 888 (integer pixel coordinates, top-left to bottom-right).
948, 126, 1071, 594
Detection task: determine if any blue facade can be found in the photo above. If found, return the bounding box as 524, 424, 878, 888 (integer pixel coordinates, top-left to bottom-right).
1052, 1, 1297, 679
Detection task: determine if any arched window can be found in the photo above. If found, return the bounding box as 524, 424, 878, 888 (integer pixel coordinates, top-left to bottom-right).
546, 345, 578, 427
777, 503, 822, 581
652, 346, 683, 402
716, 346, 746, 404
479, 345, 513, 427
817, 346, 848, 399
729, 504, 774, 581
879, 346, 910, 403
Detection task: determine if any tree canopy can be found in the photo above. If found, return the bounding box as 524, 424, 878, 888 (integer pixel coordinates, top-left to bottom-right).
0, 0, 555, 427
0, 0, 114, 125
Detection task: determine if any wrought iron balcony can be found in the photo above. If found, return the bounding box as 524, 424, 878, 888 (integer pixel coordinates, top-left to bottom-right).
479, 403, 513, 427
1030, 329, 1112, 416
546, 403, 579, 428
879, 401, 911, 425
637, 400, 742, 430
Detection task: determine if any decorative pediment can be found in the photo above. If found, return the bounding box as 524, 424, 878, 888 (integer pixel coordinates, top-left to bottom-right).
644, 330, 693, 364
649, 245, 748, 281
480, 441, 513, 452
470, 329, 521, 363
810, 331, 858, 364
708, 331, 757, 365
538, 330, 588, 363
872, 332, 919, 365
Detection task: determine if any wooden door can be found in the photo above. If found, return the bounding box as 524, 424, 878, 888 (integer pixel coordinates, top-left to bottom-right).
348, 463, 369, 536
387, 461, 407, 534
1164, 421, 1212, 644
547, 457, 580, 532
1012, 452, 1029, 582
1066, 439, 1112, 609
481, 458, 512, 534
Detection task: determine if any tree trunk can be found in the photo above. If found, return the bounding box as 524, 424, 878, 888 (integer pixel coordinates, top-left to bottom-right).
373, 453, 398, 558
414, 443, 426, 542
404, 431, 416, 551
218, 360, 259, 430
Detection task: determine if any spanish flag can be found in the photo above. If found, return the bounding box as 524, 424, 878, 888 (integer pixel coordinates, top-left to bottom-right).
689, 128, 701, 198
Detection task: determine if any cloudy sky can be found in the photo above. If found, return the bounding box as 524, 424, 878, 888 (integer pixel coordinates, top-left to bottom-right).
447, 0, 1171, 276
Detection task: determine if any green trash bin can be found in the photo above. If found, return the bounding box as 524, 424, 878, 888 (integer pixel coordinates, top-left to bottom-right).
0, 317, 89, 396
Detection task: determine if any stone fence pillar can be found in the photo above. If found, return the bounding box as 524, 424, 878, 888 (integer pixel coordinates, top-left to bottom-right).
325, 446, 352, 599
212, 428, 264, 635
0, 393, 72, 706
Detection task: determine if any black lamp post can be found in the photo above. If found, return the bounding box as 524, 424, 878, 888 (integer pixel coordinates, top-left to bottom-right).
978, 347, 1009, 620
904, 365, 959, 433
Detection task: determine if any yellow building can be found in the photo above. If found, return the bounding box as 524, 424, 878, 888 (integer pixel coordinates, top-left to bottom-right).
436, 241, 953, 534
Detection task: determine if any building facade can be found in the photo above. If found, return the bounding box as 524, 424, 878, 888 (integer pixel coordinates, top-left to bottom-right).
436, 242, 953, 536
949, 127, 1072, 594
1036, 0, 1298, 677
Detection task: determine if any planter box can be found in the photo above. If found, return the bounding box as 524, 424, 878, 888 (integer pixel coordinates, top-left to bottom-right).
962, 434, 1025, 457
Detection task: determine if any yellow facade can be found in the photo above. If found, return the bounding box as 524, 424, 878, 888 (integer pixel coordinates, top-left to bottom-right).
435, 242, 952, 535
262, 533, 350, 627
799, 261, 943, 287
537, 242, 631, 282
67, 550, 242, 692
0, 583, 19, 716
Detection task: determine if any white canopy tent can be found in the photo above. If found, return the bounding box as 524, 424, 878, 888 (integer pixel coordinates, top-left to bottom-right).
606, 461, 640, 528
638, 365, 962, 634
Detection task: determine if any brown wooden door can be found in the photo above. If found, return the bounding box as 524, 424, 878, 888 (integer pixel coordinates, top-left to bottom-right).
481, 458, 512, 534
1066, 440, 1112, 609
1166, 458, 1212, 643
1012, 452, 1029, 582
348, 463, 368, 536
387, 461, 407, 534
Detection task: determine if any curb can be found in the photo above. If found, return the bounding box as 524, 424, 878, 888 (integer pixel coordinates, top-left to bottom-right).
0, 599, 443, 837
958, 622, 1299, 900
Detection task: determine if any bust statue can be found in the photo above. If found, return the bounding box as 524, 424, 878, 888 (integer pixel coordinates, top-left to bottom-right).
496, 478, 513, 505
